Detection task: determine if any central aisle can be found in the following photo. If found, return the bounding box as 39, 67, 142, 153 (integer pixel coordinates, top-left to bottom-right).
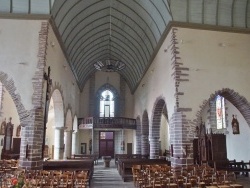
90, 159, 134, 188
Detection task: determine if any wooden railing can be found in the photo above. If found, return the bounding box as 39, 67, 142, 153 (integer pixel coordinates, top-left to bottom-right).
78, 117, 136, 129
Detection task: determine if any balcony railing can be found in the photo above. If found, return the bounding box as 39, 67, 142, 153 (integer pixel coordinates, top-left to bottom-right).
78, 117, 136, 129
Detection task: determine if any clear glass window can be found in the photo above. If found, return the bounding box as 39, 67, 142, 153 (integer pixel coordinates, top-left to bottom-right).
99, 90, 114, 117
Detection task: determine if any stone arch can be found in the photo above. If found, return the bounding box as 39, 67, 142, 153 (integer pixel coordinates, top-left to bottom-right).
0, 72, 30, 127
51, 89, 64, 128
195, 88, 250, 130
0, 72, 33, 167
95, 83, 120, 117
150, 97, 167, 159
141, 110, 149, 158
51, 89, 65, 159
136, 116, 141, 154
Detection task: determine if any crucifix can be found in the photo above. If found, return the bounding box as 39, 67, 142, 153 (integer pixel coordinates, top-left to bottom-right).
42, 66, 52, 159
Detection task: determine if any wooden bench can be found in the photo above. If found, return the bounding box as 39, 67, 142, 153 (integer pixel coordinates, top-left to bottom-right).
71, 154, 99, 164
117, 158, 170, 182
43, 159, 95, 181
115, 154, 142, 168
206, 160, 250, 177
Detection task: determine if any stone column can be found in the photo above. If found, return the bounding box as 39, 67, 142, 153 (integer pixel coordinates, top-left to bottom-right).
149, 137, 159, 159
72, 131, 77, 155
54, 127, 66, 160
64, 130, 73, 159
141, 134, 149, 158
170, 112, 192, 167
136, 132, 141, 154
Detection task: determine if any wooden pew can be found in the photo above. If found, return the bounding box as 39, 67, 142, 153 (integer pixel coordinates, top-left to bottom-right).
115, 154, 142, 168
117, 158, 170, 182
71, 154, 99, 164
43, 159, 95, 181
213, 160, 250, 177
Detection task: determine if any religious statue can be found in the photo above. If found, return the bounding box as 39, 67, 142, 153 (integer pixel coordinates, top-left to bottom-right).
16, 124, 21, 137
232, 115, 240, 134
0, 118, 6, 135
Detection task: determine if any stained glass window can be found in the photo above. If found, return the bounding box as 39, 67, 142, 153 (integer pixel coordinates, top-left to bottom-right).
216, 95, 226, 129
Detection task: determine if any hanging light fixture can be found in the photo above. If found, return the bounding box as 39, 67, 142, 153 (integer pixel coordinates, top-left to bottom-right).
94, 0, 125, 72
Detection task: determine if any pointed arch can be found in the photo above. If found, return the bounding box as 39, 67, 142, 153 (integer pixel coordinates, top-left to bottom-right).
96, 83, 120, 117
150, 97, 167, 159
195, 88, 250, 130
51, 89, 64, 159
51, 89, 64, 128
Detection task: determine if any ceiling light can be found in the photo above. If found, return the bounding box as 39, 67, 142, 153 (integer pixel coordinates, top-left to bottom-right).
94, 59, 125, 72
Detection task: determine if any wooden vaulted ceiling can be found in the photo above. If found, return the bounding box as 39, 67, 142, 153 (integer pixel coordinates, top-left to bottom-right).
0, 0, 249, 92
51, 0, 172, 92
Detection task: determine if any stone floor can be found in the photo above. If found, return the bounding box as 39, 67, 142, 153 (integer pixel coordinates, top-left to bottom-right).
90, 159, 133, 188
90, 159, 250, 188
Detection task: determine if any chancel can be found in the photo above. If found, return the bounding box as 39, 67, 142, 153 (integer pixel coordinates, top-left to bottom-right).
0, 0, 250, 187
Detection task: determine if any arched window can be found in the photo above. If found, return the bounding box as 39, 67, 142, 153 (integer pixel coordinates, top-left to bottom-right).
216, 95, 226, 129
99, 90, 114, 117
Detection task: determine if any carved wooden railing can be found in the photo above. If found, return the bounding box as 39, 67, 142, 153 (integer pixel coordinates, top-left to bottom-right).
78, 117, 136, 129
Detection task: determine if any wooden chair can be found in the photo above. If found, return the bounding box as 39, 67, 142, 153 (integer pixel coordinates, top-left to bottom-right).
58, 174, 69, 188
74, 172, 89, 188
62, 171, 74, 188
132, 165, 141, 187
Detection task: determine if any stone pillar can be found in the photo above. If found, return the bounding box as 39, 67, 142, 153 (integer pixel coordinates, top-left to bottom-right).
54, 127, 66, 160
170, 112, 192, 167
64, 130, 73, 159
72, 131, 77, 155
149, 137, 159, 159
141, 134, 149, 158
136, 132, 141, 154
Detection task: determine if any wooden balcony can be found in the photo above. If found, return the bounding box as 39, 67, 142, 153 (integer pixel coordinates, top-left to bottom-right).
78, 117, 136, 130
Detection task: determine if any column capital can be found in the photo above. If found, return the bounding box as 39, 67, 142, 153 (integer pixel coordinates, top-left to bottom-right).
64, 130, 74, 133
149, 137, 160, 141
53, 126, 67, 130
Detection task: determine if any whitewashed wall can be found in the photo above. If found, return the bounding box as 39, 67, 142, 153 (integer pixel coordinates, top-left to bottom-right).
226, 101, 250, 161
0, 19, 42, 110
176, 28, 250, 120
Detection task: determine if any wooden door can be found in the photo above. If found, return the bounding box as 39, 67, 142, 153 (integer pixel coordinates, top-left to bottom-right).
127, 143, 132, 155
99, 131, 114, 158
12, 138, 21, 154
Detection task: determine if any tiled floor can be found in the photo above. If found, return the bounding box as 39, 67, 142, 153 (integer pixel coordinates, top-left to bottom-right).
90, 159, 250, 187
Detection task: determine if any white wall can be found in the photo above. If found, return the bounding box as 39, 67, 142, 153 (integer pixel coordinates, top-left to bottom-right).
225, 101, 250, 161
46, 24, 81, 118
0, 19, 42, 110
176, 28, 250, 120
78, 129, 92, 154
134, 31, 176, 122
